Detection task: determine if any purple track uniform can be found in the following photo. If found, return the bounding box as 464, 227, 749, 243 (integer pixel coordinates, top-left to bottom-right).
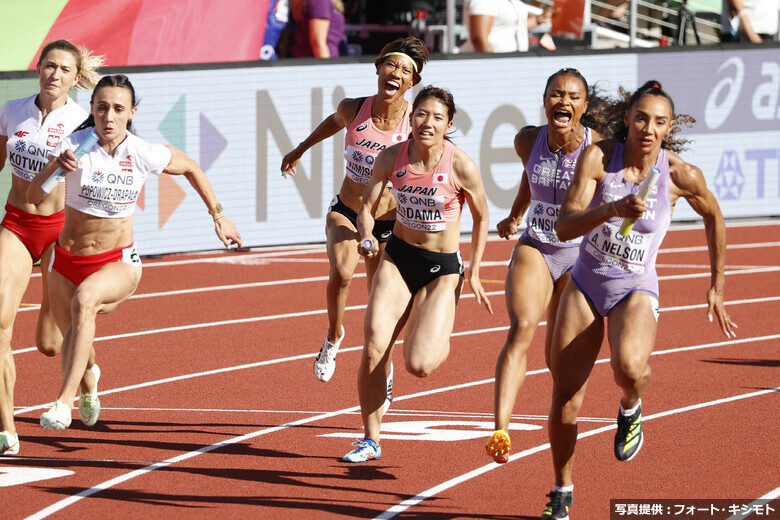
520, 126, 592, 282
572, 141, 672, 317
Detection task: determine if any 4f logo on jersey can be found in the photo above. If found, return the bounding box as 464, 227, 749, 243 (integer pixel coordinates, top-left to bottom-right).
14, 141, 25, 152
395, 168, 407, 178
92, 170, 104, 183
14, 131, 28, 138
356, 123, 368, 132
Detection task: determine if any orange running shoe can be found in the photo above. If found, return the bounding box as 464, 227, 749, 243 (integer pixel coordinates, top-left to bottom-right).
486, 429, 511, 463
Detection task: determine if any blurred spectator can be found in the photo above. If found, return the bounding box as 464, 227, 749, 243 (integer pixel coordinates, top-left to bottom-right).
721, 0, 779, 42
290, 0, 348, 57
594, 0, 629, 31
459, 0, 552, 52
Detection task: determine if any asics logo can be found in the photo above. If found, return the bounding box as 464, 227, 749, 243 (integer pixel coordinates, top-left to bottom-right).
430, 265, 441, 273
380, 230, 392, 238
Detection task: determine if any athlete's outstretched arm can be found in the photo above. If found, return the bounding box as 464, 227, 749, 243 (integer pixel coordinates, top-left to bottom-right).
455, 149, 492, 314
281, 98, 359, 176
669, 154, 736, 338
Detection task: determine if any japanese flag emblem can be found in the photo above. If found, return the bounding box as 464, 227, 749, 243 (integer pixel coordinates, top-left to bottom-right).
434, 173, 448, 184
392, 133, 404, 143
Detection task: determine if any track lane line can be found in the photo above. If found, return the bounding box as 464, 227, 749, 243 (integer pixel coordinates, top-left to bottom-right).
12, 291, 778, 356
374, 387, 780, 520
20, 335, 779, 518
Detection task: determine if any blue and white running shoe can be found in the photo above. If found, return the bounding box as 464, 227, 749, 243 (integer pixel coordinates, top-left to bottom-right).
343, 439, 381, 463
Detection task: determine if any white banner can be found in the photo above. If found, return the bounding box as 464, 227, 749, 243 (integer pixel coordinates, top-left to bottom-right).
2, 47, 775, 255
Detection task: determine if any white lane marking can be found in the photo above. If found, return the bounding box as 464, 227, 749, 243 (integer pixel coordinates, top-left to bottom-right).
0, 467, 74, 488
12, 283, 775, 356
725, 487, 780, 519
374, 387, 780, 520
20, 336, 779, 518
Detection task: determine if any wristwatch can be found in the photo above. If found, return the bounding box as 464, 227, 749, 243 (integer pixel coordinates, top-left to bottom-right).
209, 202, 223, 215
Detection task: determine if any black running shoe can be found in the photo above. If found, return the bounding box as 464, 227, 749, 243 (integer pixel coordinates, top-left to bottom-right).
614, 402, 643, 461
541, 489, 573, 519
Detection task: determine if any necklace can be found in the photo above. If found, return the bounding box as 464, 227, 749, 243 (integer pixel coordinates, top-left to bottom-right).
372, 101, 405, 123
550, 127, 585, 155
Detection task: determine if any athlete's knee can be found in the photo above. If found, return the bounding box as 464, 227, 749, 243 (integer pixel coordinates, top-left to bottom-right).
505, 317, 536, 354
405, 357, 435, 378
71, 289, 100, 322
330, 264, 355, 289
611, 355, 649, 384
35, 337, 60, 357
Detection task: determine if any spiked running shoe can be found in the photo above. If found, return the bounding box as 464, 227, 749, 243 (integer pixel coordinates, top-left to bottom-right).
382, 361, 394, 415
486, 429, 511, 464
79, 364, 101, 426
1, 431, 19, 456
314, 325, 344, 382
40, 401, 72, 430
343, 439, 381, 463
614, 401, 643, 461
541, 489, 573, 519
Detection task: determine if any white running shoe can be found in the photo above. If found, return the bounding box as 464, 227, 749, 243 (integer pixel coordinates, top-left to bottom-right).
383, 361, 394, 415
1, 430, 19, 456
342, 438, 381, 463
314, 325, 344, 382
40, 401, 72, 430
79, 364, 101, 426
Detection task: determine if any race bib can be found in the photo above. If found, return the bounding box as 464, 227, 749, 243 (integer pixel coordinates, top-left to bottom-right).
394, 190, 447, 231
344, 145, 378, 184
583, 222, 655, 274
121, 244, 142, 266
525, 201, 581, 245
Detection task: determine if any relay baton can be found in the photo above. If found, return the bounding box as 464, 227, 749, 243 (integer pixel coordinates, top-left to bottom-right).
618, 166, 661, 237
362, 238, 374, 253
40, 131, 99, 194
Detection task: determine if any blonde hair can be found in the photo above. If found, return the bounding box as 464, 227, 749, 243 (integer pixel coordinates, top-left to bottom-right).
37, 40, 105, 90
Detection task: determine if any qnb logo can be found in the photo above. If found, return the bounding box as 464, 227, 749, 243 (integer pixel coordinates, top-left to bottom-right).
429, 265, 441, 273
713, 150, 745, 200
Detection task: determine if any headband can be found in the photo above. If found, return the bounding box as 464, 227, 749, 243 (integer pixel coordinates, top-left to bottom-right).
383, 52, 418, 73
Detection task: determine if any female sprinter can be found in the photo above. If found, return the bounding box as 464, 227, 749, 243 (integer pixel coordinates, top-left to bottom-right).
0, 40, 102, 455
281, 37, 429, 383
541, 80, 737, 519
343, 85, 493, 463
486, 68, 609, 463
27, 74, 241, 431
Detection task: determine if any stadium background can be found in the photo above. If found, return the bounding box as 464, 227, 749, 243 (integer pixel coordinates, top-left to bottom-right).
0, 2, 777, 255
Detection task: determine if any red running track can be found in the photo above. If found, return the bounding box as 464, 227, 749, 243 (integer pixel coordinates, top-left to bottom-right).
3, 221, 779, 519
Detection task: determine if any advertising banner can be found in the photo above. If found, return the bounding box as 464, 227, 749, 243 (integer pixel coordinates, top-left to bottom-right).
1, 47, 774, 255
